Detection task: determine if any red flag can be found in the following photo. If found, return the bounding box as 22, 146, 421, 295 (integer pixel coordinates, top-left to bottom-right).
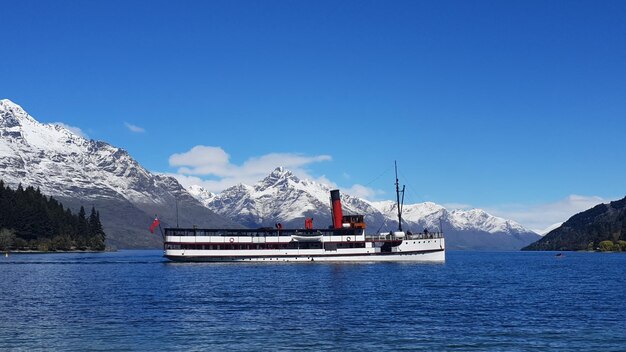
149, 217, 160, 234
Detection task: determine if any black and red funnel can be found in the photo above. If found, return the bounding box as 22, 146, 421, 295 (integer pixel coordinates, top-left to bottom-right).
330, 189, 343, 229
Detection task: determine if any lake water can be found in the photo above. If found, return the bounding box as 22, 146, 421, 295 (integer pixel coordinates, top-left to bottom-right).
1, 250, 624, 351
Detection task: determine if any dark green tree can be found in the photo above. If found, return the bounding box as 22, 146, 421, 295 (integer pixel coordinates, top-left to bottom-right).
76, 206, 88, 249
0, 181, 106, 251
88, 207, 106, 250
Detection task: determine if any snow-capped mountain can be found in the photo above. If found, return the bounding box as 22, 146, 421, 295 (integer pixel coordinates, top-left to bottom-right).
0, 99, 236, 248
189, 167, 389, 229
537, 222, 563, 235
187, 185, 217, 205
188, 167, 541, 250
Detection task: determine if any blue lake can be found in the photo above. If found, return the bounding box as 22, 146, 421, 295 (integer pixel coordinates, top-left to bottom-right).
1, 250, 624, 351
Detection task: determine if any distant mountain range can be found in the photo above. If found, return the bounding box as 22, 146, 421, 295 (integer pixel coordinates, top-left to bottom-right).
189, 167, 541, 250
0, 99, 237, 248
523, 196, 626, 251
0, 99, 543, 251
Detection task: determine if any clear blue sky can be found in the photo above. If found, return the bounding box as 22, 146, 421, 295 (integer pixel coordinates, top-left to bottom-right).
1, 0, 624, 229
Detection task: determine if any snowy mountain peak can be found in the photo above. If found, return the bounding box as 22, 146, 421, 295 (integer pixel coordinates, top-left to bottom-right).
270, 166, 294, 179
1, 99, 27, 115
256, 166, 299, 191
1, 99, 186, 204
187, 185, 217, 206
0, 99, 37, 127
188, 167, 538, 245
0, 98, 92, 156
0, 100, 237, 248
448, 208, 528, 234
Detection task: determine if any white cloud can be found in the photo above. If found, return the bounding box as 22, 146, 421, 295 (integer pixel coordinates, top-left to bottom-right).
170, 146, 232, 176
54, 122, 89, 139
124, 122, 145, 133
484, 195, 611, 234
169, 145, 333, 193
342, 184, 385, 199
167, 146, 615, 231
163, 173, 238, 193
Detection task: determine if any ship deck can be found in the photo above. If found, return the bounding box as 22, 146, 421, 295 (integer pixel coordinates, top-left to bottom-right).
164, 227, 443, 241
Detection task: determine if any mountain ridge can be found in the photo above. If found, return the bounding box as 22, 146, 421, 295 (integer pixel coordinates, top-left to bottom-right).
0, 99, 238, 248
523, 196, 626, 251
188, 167, 541, 250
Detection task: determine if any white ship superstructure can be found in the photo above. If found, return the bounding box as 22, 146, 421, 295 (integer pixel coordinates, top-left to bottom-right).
164, 227, 444, 262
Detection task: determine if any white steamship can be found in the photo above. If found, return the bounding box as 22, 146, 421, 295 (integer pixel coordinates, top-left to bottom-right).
163, 164, 445, 262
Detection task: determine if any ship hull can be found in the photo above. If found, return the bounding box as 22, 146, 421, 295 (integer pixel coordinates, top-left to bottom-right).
165, 249, 444, 262
164, 238, 445, 263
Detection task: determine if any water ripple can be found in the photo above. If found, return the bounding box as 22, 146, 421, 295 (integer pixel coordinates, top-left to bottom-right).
1, 250, 625, 351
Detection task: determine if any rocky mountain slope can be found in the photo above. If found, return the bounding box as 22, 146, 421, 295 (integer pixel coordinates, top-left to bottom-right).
0, 99, 237, 248
523, 196, 626, 251
189, 167, 541, 250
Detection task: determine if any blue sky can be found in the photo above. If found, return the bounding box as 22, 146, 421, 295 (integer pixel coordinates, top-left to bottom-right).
1, 0, 624, 231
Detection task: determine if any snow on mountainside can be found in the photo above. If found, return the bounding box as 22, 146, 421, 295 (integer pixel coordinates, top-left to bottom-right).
370, 200, 445, 229
447, 209, 529, 234
188, 167, 541, 250
1, 99, 167, 204
0, 99, 236, 248
187, 185, 217, 205
189, 167, 387, 229
538, 222, 563, 235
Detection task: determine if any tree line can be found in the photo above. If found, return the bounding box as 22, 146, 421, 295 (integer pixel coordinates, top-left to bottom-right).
0, 181, 106, 251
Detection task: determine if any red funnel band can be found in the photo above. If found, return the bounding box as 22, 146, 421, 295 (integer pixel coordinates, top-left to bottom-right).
330, 190, 343, 229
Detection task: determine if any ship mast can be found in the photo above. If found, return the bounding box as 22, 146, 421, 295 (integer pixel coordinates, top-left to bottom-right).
395, 161, 405, 232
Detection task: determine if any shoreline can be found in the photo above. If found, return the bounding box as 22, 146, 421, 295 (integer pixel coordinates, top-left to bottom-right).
3, 249, 115, 254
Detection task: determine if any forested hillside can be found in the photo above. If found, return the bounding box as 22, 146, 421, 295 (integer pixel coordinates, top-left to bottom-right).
0, 180, 105, 251
523, 196, 626, 251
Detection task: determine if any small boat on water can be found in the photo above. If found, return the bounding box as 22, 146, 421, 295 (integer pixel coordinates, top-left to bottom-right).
163, 163, 445, 262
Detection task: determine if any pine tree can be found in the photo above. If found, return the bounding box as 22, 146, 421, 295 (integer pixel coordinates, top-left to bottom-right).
76, 206, 88, 249
87, 206, 105, 249
0, 181, 106, 251
88, 206, 98, 238
89, 209, 106, 250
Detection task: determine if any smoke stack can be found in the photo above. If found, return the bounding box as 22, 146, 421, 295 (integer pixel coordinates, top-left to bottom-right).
330, 190, 343, 229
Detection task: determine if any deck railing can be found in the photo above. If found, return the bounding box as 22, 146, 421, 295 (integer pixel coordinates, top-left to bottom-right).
165, 228, 349, 237
366, 232, 444, 241
165, 228, 444, 239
